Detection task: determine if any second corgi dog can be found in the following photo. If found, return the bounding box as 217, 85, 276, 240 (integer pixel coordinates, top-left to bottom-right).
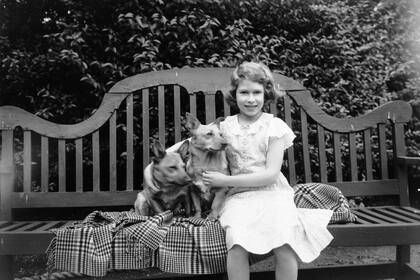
134, 141, 193, 216
178, 113, 230, 219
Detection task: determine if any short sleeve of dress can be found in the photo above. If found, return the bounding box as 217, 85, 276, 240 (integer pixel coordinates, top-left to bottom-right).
267, 117, 296, 150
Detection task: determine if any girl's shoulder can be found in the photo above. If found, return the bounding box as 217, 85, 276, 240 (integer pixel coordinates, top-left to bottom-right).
220, 115, 238, 135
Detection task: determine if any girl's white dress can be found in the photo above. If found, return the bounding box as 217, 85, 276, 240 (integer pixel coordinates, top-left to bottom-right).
219, 113, 333, 262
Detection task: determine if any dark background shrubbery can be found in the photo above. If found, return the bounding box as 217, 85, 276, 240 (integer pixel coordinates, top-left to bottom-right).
1, 0, 419, 203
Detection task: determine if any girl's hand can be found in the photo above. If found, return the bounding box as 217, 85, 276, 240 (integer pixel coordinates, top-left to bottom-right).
203, 171, 228, 187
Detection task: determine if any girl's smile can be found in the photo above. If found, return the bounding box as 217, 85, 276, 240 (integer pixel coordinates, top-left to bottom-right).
236, 79, 264, 122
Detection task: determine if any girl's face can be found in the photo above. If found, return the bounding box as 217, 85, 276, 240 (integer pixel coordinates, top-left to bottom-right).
236, 79, 264, 120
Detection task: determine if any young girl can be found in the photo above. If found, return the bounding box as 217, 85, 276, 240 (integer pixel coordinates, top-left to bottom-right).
202, 61, 333, 280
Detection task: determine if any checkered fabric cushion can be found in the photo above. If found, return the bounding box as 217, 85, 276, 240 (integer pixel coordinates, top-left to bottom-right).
47, 211, 115, 276
158, 217, 227, 274
110, 211, 157, 270
293, 183, 358, 224
47, 211, 163, 276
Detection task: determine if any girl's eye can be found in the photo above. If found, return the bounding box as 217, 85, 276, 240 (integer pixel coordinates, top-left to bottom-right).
207, 132, 213, 136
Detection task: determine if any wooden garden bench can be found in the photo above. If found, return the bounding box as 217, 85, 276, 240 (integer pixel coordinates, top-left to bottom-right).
1, 68, 420, 280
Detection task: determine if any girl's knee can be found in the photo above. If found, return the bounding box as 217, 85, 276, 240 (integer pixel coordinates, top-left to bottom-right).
229, 245, 249, 259
273, 244, 298, 265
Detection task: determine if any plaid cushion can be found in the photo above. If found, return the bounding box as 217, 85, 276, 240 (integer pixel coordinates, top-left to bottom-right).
293, 183, 358, 224
47, 211, 159, 276
50, 216, 114, 276
110, 211, 157, 270
158, 217, 227, 274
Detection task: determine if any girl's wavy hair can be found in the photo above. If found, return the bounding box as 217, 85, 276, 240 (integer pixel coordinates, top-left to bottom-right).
224, 61, 282, 111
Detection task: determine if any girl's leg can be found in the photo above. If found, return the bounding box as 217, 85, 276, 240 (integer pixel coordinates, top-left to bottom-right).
227, 245, 249, 280
273, 244, 298, 280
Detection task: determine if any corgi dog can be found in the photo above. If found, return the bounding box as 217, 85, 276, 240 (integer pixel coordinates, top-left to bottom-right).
178, 113, 230, 219
134, 141, 194, 216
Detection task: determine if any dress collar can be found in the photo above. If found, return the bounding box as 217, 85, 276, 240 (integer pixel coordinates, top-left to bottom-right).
227, 113, 273, 135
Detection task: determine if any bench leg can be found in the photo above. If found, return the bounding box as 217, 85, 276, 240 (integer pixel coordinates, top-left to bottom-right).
399, 262, 420, 280
0, 255, 14, 280
396, 245, 412, 280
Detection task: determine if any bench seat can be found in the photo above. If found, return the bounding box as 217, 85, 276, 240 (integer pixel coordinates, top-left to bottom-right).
2, 206, 420, 255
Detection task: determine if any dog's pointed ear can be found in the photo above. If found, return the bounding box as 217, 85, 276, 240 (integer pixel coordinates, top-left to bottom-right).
213, 117, 225, 128
151, 141, 166, 164
185, 112, 201, 131
177, 140, 191, 163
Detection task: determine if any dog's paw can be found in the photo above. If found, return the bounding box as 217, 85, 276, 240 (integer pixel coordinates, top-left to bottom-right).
193, 212, 202, 219
206, 212, 219, 221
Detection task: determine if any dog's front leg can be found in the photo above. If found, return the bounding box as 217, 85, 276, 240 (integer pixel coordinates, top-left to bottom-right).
207, 188, 228, 220
134, 192, 151, 216
149, 198, 165, 214
190, 191, 202, 218
183, 190, 192, 217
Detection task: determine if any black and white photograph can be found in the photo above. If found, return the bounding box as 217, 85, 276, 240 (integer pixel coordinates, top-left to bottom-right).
0, 0, 419, 279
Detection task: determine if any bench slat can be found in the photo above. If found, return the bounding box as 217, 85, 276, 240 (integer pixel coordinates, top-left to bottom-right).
0, 221, 50, 232
393, 123, 410, 206
300, 109, 311, 182
92, 130, 100, 191
23, 131, 31, 193
333, 132, 343, 182
363, 129, 373, 180
142, 89, 150, 171
109, 112, 117, 191
0, 221, 11, 228
158, 86, 165, 146
32, 221, 66, 232
328, 222, 420, 247
378, 123, 388, 179
58, 139, 66, 192
351, 215, 371, 224
317, 125, 327, 182
388, 207, 420, 221
14, 221, 45, 232
359, 208, 404, 223
189, 93, 197, 117
205, 93, 216, 123
223, 98, 231, 117
0, 222, 30, 232
375, 208, 419, 223
270, 101, 277, 116
352, 209, 390, 224
348, 132, 357, 181
174, 86, 181, 143
10, 180, 400, 208
75, 138, 83, 192
284, 95, 296, 185
126, 94, 134, 191
41, 136, 49, 192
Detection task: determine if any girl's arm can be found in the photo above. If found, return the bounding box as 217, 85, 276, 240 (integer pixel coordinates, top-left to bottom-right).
203, 137, 285, 188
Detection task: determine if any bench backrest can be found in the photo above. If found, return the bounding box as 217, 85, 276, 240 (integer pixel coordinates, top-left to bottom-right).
0, 68, 412, 220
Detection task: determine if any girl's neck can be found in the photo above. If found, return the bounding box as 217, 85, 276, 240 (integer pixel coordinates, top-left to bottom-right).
237, 111, 264, 125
